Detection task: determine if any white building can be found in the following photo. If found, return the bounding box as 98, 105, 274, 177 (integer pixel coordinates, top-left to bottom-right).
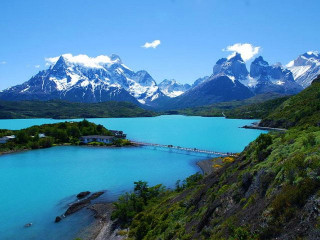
0, 135, 16, 144
80, 135, 115, 144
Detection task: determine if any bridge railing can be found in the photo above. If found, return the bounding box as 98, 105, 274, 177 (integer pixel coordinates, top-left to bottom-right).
131, 141, 236, 157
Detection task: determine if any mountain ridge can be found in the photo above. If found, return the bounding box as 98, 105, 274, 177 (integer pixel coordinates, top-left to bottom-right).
1, 51, 318, 110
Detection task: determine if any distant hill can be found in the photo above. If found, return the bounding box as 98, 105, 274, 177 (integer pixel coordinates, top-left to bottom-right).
260, 75, 320, 128
0, 100, 157, 119
176, 93, 289, 119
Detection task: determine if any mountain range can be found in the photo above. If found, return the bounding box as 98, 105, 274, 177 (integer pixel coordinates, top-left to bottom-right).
0, 51, 319, 109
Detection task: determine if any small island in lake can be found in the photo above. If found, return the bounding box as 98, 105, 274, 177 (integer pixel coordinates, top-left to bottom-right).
0, 119, 131, 155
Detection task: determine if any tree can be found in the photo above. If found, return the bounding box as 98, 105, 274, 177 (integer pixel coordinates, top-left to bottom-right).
39, 137, 53, 148
16, 130, 29, 144
97, 124, 104, 134
67, 126, 81, 138
134, 181, 149, 203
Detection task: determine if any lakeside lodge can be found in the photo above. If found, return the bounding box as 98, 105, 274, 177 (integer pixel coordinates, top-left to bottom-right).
80, 135, 115, 144
0, 135, 16, 144
80, 130, 127, 144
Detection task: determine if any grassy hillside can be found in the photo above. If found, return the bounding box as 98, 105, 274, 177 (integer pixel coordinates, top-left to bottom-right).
113, 127, 320, 239
0, 100, 157, 119
260, 75, 320, 128
110, 76, 320, 239
176, 93, 289, 119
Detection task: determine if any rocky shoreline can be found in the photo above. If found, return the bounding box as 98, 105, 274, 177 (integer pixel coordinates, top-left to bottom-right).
0, 142, 136, 157
241, 121, 287, 132
74, 157, 216, 240
197, 159, 214, 175
75, 203, 125, 240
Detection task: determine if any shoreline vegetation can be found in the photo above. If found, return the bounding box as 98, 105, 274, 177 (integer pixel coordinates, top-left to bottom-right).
0, 93, 290, 121
0, 120, 132, 156
172, 93, 290, 119
0, 100, 157, 119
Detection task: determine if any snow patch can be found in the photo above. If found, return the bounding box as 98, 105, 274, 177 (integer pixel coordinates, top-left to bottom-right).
20, 86, 30, 93
227, 75, 235, 83
288, 65, 311, 80
239, 76, 258, 88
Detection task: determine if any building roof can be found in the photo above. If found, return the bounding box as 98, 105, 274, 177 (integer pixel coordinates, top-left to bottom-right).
5, 135, 15, 139
81, 135, 114, 139
0, 135, 15, 141
110, 130, 123, 134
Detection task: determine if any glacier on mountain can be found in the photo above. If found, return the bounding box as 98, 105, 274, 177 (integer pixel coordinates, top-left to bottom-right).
286, 51, 320, 88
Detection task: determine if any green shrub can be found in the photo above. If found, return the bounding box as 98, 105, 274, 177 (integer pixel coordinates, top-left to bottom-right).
271, 178, 319, 219
39, 137, 53, 148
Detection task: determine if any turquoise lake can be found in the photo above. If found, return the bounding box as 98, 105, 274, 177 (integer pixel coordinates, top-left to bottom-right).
0, 116, 267, 239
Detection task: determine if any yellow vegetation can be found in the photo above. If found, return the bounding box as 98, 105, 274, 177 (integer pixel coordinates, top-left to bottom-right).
213, 164, 223, 168
222, 156, 235, 163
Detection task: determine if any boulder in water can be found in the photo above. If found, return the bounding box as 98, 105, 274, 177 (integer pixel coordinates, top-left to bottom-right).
76, 191, 91, 199
55, 216, 62, 223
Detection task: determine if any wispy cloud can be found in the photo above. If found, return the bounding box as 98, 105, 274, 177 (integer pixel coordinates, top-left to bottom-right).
45, 54, 121, 68
34, 65, 40, 68
142, 40, 161, 49
223, 43, 260, 61
0, 61, 6, 64
45, 56, 60, 66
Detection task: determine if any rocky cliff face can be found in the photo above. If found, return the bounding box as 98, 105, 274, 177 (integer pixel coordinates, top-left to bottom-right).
248, 56, 303, 94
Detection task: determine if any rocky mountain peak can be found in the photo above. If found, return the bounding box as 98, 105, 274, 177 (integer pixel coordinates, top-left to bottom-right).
250, 56, 269, 78
213, 53, 248, 80
158, 79, 191, 98
229, 52, 244, 62
110, 54, 122, 64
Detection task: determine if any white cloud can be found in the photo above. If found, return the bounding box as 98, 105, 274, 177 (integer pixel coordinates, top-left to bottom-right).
142, 40, 161, 49
223, 43, 260, 61
34, 65, 40, 68
45, 54, 119, 68
0, 61, 6, 64
45, 56, 60, 66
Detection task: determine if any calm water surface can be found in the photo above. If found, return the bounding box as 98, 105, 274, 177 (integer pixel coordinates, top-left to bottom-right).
0, 116, 266, 239
0, 115, 265, 152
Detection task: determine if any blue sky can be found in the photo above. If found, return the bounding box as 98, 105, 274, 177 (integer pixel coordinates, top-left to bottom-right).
0, 0, 319, 90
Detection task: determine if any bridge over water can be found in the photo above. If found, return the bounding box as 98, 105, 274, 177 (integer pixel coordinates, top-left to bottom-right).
131, 141, 237, 158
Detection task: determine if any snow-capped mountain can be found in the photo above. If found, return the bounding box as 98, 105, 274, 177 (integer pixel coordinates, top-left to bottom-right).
248, 56, 303, 94
167, 54, 254, 109
0, 54, 164, 105
211, 53, 302, 94
165, 53, 304, 109
286, 51, 320, 88
212, 53, 249, 82
1, 51, 316, 110
158, 79, 191, 97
